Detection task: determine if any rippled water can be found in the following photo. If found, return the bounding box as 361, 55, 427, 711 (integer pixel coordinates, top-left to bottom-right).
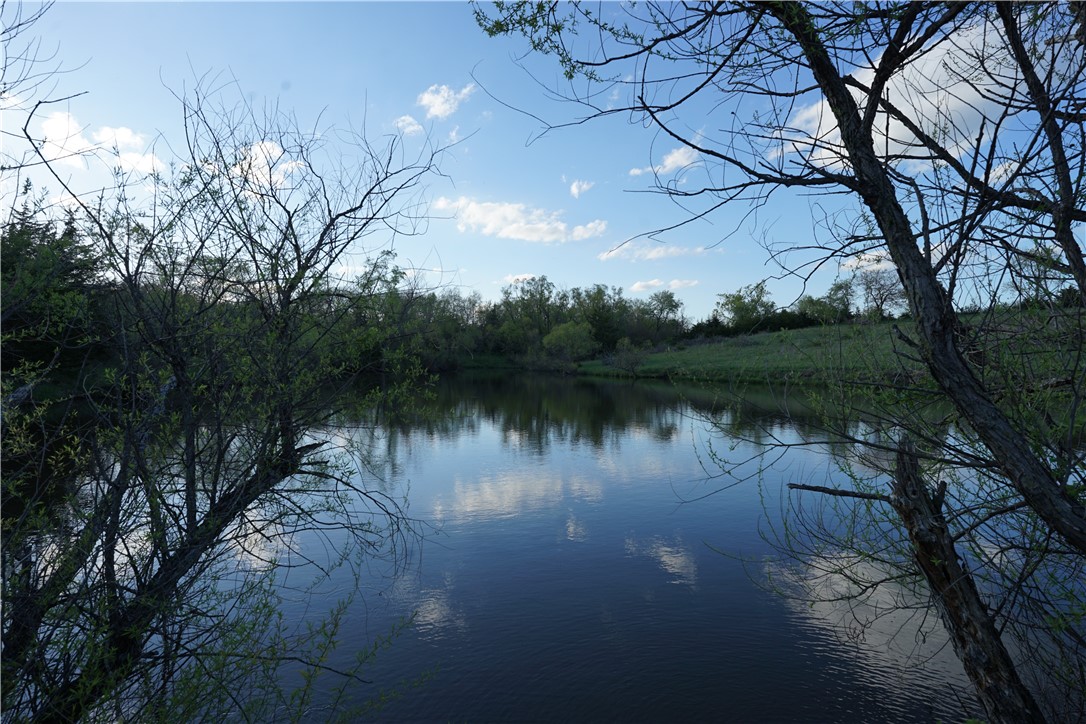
290, 373, 981, 722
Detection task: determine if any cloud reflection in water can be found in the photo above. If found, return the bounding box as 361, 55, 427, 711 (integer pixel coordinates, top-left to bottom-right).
624, 535, 698, 588
766, 555, 974, 705
565, 512, 587, 542
433, 470, 603, 523
390, 573, 468, 641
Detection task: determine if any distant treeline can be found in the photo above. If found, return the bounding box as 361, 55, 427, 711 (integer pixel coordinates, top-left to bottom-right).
386, 271, 1082, 371
6, 211, 1081, 396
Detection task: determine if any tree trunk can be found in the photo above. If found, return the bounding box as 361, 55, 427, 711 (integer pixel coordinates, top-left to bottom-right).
890, 439, 1046, 724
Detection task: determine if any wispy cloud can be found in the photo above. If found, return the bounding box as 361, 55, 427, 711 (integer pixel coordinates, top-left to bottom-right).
598, 242, 705, 262
434, 195, 607, 244
394, 114, 424, 136
502, 273, 537, 284
624, 535, 698, 587
417, 83, 476, 120
629, 145, 698, 177
630, 278, 700, 293
38, 112, 161, 173
402, 265, 460, 281
630, 279, 664, 292
569, 179, 594, 198
605, 86, 622, 111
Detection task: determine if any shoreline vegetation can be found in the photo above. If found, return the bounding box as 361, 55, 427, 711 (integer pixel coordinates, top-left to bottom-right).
460, 311, 1083, 441
575, 321, 917, 385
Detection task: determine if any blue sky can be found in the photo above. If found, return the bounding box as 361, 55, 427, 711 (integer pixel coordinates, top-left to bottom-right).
6, 2, 847, 321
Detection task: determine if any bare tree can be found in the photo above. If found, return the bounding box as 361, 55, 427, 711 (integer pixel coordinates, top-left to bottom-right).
478, 3, 1085, 721
2, 76, 439, 721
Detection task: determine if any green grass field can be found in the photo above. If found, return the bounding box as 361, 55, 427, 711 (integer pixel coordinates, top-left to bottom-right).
579, 321, 922, 385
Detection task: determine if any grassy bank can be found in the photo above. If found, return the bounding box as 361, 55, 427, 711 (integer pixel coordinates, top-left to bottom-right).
578, 321, 920, 385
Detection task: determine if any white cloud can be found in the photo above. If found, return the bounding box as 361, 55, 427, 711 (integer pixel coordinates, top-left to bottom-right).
92, 126, 146, 150
570, 219, 607, 240
417, 83, 476, 120
117, 151, 162, 175
231, 140, 304, 190
40, 111, 94, 169
629, 145, 698, 177
569, 179, 594, 198
598, 242, 706, 262
394, 114, 424, 136
503, 273, 537, 284
448, 125, 461, 143
630, 279, 664, 292
1, 90, 28, 112
38, 113, 161, 173
778, 21, 1015, 174
630, 277, 697, 293
46, 191, 85, 212
843, 250, 895, 271
434, 195, 607, 244
96, 126, 161, 174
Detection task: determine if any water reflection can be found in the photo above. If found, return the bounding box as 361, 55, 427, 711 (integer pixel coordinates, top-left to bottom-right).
389, 573, 468, 640
565, 511, 587, 542
767, 555, 979, 716
314, 373, 984, 722
624, 534, 699, 588
230, 515, 289, 572
417, 373, 706, 452
435, 469, 603, 522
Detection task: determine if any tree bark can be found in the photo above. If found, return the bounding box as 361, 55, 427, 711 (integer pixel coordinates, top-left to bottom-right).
889, 439, 1046, 724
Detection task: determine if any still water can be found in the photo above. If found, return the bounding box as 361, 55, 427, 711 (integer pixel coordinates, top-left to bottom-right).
295, 373, 979, 722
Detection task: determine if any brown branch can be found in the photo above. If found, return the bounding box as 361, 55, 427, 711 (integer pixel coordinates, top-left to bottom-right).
787, 483, 891, 504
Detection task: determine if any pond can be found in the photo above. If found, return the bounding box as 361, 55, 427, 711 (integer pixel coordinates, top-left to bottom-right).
287, 373, 980, 722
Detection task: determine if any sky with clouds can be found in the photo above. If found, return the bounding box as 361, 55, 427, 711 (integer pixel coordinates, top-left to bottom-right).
4, 2, 860, 320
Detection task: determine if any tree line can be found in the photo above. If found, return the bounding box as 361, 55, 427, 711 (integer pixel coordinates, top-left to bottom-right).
374, 263, 1081, 373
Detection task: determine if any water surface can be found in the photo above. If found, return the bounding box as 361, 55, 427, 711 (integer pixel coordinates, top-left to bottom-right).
296, 374, 979, 722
